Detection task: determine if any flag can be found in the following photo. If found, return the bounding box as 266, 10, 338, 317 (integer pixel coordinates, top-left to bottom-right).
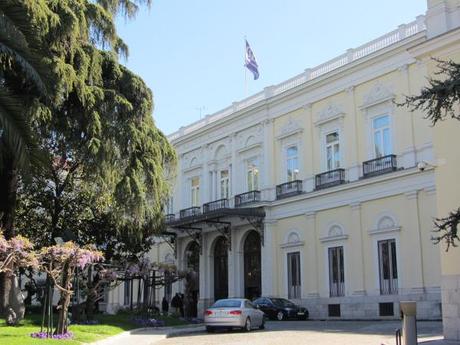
244, 40, 259, 80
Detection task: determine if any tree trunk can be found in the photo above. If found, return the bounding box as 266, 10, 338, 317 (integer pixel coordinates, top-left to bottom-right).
56, 263, 72, 335
6, 274, 25, 325
0, 155, 19, 316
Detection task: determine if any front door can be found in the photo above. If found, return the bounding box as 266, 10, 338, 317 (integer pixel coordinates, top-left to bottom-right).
244, 230, 261, 300
214, 236, 228, 301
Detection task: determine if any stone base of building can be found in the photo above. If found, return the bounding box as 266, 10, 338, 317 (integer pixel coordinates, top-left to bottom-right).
442, 275, 460, 340
300, 289, 441, 320
198, 298, 213, 318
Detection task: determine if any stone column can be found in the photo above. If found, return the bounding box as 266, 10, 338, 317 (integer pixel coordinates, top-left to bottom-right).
350, 202, 366, 295
346, 86, 361, 181
198, 233, 209, 316
202, 145, 210, 204
230, 133, 237, 200
304, 211, 319, 297
405, 190, 425, 291
262, 119, 274, 200
304, 104, 315, 191
261, 219, 277, 296
227, 232, 236, 298
398, 64, 417, 168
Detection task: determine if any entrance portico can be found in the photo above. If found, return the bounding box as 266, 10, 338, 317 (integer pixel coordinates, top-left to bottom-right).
165, 201, 265, 316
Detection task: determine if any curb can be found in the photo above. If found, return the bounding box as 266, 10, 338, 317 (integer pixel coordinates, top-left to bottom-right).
85, 325, 205, 344
165, 326, 205, 338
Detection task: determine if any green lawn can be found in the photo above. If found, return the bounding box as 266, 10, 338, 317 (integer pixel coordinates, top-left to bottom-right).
0, 313, 188, 344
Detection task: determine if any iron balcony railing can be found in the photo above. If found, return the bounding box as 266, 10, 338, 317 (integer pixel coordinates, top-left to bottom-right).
315, 168, 346, 190
276, 180, 303, 199
362, 154, 397, 178
165, 214, 175, 223
203, 198, 229, 213
234, 190, 261, 207
179, 206, 201, 219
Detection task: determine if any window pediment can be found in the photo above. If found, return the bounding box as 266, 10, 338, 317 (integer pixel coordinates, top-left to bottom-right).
276, 118, 303, 140
314, 103, 345, 127
320, 224, 348, 243
280, 231, 304, 248
361, 82, 394, 109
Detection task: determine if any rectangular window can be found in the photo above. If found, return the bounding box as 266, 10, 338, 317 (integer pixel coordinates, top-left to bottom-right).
378, 239, 398, 295
247, 158, 259, 191
326, 132, 340, 171
191, 176, 200, 207
220, 169, 229, 199
286, 146, 299, 182
287, 252, 301, 299
373, 115, 391, 157
328, 246, 345, 297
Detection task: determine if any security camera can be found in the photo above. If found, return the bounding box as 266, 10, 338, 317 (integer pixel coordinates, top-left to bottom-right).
417, 161, 427, 171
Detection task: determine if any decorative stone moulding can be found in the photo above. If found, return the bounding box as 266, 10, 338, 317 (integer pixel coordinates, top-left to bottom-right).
314, 103, 345, 126
368, 215, 401, 235
280, 231, 305, 248
320, 224, 349, 243
361, 81, 395, 109
276, 117, 304, 140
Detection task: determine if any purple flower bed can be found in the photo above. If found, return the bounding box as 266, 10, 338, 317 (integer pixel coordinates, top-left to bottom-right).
31, 331, 74, 340
131, 317, 166, 327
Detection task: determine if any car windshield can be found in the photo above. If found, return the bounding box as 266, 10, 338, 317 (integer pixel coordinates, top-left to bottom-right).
271, 298, 295, 307
211, 299, 242, 308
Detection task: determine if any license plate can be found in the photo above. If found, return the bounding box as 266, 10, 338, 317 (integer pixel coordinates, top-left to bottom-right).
297, 312, 304, 315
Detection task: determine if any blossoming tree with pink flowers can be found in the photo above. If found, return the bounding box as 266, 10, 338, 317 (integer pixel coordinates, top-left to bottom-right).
39, 242, 103, 335
0, 233, 38, 325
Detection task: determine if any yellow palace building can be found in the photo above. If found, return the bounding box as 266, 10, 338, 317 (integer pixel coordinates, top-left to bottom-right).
106, 0, 460, 340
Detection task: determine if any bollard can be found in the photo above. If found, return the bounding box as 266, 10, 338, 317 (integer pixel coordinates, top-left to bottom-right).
400, 301, 417, 345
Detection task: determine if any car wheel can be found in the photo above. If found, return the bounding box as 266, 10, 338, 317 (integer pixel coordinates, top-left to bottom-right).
259, 318, 265, 330
206, 326, 214, 333
244, 317, 251, 332
276, 311, 284, 321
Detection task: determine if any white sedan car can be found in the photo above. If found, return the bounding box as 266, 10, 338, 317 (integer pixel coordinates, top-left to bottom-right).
204, 298, 265, 332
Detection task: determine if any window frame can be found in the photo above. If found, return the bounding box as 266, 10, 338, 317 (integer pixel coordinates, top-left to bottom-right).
246, 157, 259, 192
378, 238, 398, 295
287, 251, 301, 299
219, 169, 230, 199
325, 130, 341, 171
372, 114, 392, 158
286, 145, 299, 182
328, 246, 345, 297
191, 176, 200, 207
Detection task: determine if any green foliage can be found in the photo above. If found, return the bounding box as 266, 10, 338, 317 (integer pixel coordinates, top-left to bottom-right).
400, 59, 460, 250
400, 59, 460, 125
6, 0, 176, 257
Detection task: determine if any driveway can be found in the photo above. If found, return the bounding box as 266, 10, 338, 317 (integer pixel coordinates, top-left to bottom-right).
154, 320, 447, 345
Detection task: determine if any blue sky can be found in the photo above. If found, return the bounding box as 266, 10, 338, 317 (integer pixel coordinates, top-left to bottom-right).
116, 0, 427, 135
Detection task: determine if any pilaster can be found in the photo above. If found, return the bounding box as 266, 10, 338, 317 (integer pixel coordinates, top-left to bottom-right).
304, 211, 319, 297
404, 190, 425, 290
349, 202, 366, 295
261, 219, 277, 296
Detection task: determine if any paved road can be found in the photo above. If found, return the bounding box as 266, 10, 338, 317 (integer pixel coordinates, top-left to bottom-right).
154, 320, 446, 345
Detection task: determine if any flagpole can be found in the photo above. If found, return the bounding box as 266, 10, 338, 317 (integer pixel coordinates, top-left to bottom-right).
244, 36, 247, 97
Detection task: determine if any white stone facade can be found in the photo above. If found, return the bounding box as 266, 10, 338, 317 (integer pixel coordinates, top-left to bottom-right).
106, 1, 460, 333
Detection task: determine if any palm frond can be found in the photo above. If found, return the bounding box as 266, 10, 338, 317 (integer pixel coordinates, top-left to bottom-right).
0, 89, 38, 170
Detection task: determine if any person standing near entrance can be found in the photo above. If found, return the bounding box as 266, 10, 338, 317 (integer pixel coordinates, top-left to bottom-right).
171, 293, 180, 315
161, 296, 169, 315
